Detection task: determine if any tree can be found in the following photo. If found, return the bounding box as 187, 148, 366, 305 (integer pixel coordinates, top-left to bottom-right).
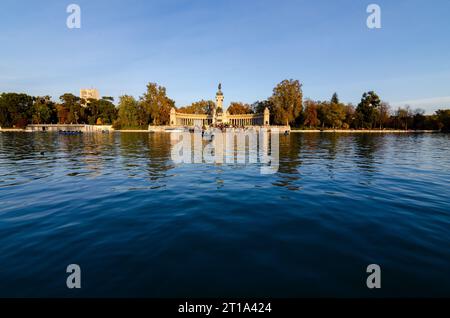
377, 102, 391, 129
56, 104, 69, 124
318, 102, 347, 129
140, 83, 175, 125
116, 95, 140, 129
85, 97, 117, 125
328, 103, 347, 128
412, 108, 426, 130
396, 106, 413, 130
356, 91, 381, 129
59, 93, 82, 124
323, 93, 348, 129
251, 100, 272, 114
331, 92, 339, 104
32, 96, 55, 124
0, 93, 34, 128
178, 100, 215, 114
269, 79, 303, 126
227, 102, 253, 115
435, 109, 450, 132
343, 104, 356, 129
303, 100, 320, 128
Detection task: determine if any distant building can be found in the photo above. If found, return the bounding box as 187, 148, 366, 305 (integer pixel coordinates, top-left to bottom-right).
80, 88, 100, 106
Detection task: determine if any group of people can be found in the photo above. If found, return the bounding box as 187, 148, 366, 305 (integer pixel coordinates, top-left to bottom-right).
200, 123, 249, 132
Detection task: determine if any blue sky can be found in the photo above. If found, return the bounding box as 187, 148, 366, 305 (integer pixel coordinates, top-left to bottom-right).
1, 0, 449, 113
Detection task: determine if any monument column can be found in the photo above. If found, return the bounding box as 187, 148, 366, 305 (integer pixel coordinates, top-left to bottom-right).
264, 107, 270, 126
214, 83, 224, 126
170, 107, 176, 126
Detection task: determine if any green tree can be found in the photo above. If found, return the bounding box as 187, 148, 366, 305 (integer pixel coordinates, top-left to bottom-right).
435, 109, 450, 132
356, 91, 381, 129
412, 108, 426, 130
343, 104, 356, 129
331, 92, 339, 104
318, 102, 346, 128
59, 93, 82, 124
116, 95, 140, 129
32, 96, 56, 124
0, 93, 34, 127
251, 100, 272, 114
140, 83, 175, 125
86, 98, 117, 125
328, 103, 347, 128
269, 79, 303, 126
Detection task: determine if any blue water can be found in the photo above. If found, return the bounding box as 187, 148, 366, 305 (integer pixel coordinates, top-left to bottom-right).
0, 132, 449, 297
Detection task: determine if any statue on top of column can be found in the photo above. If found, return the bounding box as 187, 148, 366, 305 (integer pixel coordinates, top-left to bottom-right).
216, 83, 223, 96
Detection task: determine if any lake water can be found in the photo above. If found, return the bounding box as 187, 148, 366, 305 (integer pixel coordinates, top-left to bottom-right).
0, 132, 449, 297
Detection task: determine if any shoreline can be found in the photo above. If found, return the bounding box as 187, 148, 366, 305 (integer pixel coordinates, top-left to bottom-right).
0, 128, 442, 134
290, 129, 440, 133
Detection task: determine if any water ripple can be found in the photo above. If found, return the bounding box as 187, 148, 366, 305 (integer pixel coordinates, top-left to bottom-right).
0, 132, 449, 297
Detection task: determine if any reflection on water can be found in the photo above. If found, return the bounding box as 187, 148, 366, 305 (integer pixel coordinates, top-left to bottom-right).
0, 132, 450, 297
0, 132, 413, 189
354, 134, 384, 175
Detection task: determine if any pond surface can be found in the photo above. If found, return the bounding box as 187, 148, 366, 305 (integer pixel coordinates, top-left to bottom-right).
0, 132, 449, 297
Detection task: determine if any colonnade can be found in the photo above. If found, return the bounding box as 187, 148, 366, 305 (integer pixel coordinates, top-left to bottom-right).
228, 117, 263, 127
170, 108, 269, 127
176, 118, 212, 126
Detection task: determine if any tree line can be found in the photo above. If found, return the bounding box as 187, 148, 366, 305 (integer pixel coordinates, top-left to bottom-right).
1, 79, 449, 131
0, 93, 117, 128
252, 80, 450, 131
0, 82, 174, 130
